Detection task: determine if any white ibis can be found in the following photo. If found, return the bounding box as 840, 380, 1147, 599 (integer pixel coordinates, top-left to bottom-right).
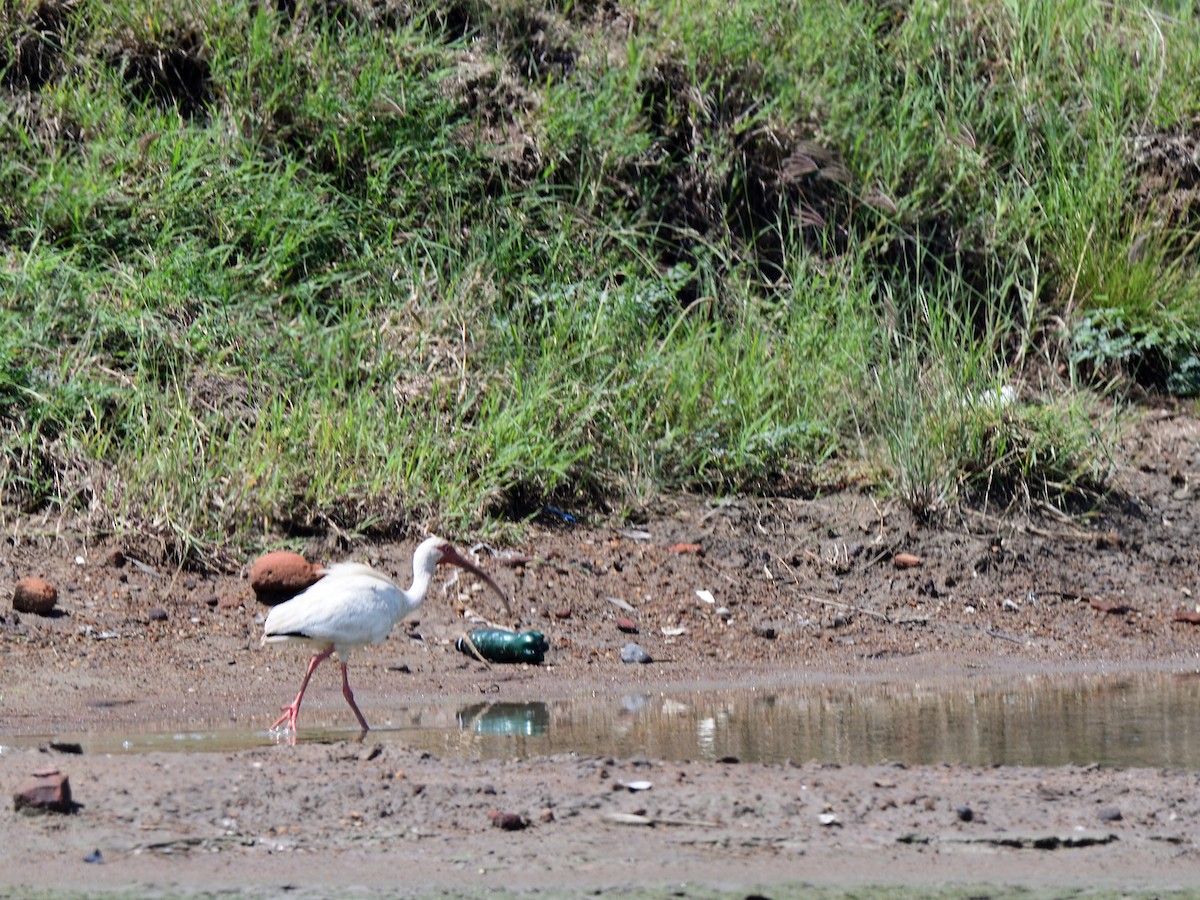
260, 536, 509, 736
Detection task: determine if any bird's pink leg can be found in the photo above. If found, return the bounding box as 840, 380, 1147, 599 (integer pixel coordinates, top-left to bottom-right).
271, 647, 334, 735
340, 662, 370, 732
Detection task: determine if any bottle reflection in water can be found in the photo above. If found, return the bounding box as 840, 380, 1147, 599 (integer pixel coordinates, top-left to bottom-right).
457, 702, 551, 737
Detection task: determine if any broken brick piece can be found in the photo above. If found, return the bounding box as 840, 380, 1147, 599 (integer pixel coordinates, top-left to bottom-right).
14, 768, 73, 814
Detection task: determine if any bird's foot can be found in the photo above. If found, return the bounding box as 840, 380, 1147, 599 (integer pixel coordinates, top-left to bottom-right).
270, 704, 300, 736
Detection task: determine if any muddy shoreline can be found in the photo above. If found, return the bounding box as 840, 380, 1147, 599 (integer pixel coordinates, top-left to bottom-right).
2, 410, 1199, 896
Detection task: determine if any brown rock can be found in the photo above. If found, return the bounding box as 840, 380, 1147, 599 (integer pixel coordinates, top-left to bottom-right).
488, 809, 528, 830
616, 617, 638, 633
668, 542, 703, 555
1172, 610, 1200, 624
14, 768, 73, 814
249, 551, 321, 606
12, 577, 57, 615
893, 553, 922, 569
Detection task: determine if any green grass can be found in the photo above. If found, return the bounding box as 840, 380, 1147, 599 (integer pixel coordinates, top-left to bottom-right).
1, 0, 1198, 563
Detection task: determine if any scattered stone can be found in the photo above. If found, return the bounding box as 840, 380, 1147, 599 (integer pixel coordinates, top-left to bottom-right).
148, 608, 169, 622
83, 849, 103, 864
893, 552, 922, 569
753, 623, 777, 639
615, 528, 652, 542
49, 741, 83, 755
715, 607, 732, 620
1097, 805, 1123, 822
488, 809, 528, 831
956, 805, 974, 822
12, 577, 57, 615
249, 551, 321, 606
553, 608, 571, 619
818, 813, 842, 827
615, 617, 638, 633
13, 767, 74, 814
620, 642, 652, 664
605, 596, 636, 612
669, 542, 703, 555
1172, 610, 1200, 625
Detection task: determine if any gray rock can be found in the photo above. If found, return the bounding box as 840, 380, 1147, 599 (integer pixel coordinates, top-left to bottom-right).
620, 643, 652, 664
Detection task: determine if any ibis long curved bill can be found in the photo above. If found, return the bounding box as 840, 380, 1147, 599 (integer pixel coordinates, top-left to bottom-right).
439, 545, 511, 617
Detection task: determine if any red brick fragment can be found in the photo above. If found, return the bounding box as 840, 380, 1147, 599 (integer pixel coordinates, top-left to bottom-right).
14, 768, 73, 814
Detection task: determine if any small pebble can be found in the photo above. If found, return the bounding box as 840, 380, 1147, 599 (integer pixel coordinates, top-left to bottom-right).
148, 608, 169, 622
1097, 806, 1123, 822
84, 849, 103, 864
488, 810, 528, 831
615, 617, 638, 633
956, 805, 974, 822
620, 643, 652, 664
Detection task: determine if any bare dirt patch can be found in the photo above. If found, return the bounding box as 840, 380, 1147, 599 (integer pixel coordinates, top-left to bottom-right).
2, 407, 1199, 896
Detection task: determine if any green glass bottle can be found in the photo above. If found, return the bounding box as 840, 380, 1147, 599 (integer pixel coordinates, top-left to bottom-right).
456, 629, 549, 664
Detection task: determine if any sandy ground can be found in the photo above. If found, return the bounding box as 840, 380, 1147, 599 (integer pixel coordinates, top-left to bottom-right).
2, 408, 1199, 897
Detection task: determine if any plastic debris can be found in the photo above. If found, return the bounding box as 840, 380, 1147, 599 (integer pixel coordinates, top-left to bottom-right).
456, 629, 549, 664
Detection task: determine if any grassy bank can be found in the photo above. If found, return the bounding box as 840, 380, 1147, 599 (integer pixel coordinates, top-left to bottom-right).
2, 0, 1198, 563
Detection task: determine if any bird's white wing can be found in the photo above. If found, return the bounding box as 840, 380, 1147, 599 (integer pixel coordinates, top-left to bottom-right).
262, 565, 404, 649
